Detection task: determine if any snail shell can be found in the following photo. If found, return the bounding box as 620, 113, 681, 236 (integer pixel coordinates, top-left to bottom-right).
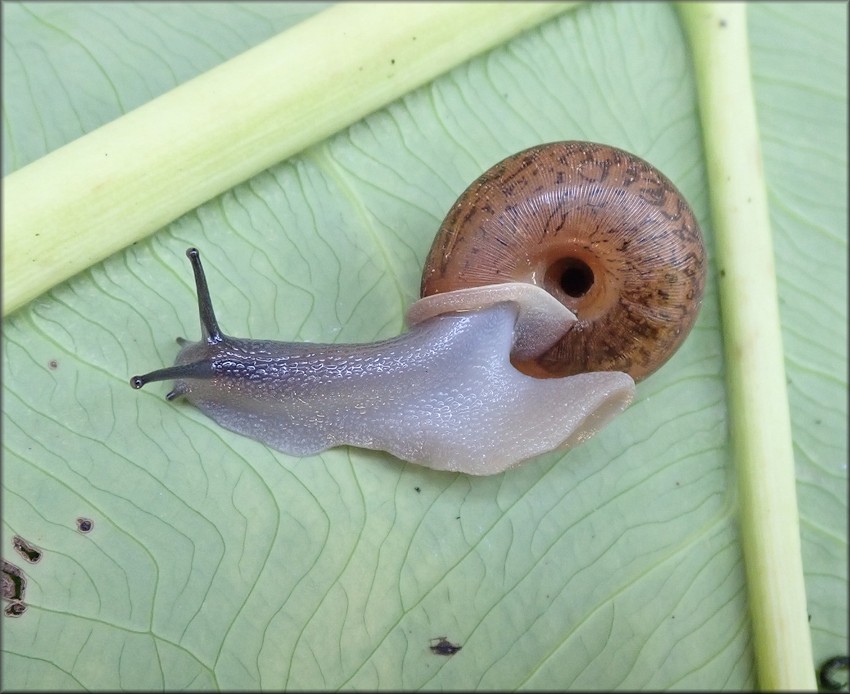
420, 141, 706, 381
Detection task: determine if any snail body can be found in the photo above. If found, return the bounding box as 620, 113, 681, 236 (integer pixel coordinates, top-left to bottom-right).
132, 250, 633, 474
132, 141, 705, 474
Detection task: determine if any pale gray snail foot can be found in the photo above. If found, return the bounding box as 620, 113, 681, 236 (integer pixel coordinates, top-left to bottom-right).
178, 303, 634, 475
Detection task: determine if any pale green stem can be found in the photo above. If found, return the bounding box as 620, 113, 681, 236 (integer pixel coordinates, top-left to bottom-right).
678, 3, 815, 690
2, 2, 574, 316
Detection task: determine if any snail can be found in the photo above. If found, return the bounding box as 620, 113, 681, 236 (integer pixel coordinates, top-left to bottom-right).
131, 141, 705, 475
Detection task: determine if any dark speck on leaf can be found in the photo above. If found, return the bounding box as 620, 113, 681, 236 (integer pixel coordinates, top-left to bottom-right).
5, 601, 27, 618
430, 636, 462, 656
12, 536, 42, 564
2, 560, 26, 602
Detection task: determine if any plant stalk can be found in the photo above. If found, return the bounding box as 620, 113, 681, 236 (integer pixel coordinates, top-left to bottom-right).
678, 3, 816, 690
2, 2, 573, 316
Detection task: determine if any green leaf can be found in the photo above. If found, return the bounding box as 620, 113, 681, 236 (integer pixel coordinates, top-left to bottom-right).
2, 2, 845, 690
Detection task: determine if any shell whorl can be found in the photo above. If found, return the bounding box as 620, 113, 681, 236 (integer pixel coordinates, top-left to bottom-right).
420, 141, 706, 381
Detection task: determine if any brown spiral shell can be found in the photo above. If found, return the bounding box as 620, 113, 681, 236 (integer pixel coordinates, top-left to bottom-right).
420, 141, 706, 382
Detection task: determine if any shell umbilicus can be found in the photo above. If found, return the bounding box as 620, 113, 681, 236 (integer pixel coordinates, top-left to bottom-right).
131, 141, 705, 474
